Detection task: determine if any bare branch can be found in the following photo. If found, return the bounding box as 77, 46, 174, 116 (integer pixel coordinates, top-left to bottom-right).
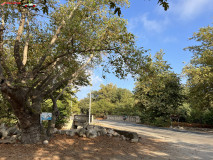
56, 54, 94, 100
14, 9, 26, 73
22, 11, 30, 66
33, 1, 82, 74
37, 47, 114, 73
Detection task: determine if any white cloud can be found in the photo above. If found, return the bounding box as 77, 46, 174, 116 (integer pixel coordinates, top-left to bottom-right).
169, 0, 212, 20
128, 13, 169, 33
177, 0, 211, 20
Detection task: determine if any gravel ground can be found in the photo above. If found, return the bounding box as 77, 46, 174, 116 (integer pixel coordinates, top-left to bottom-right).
94, 120, 213, 160
0, 134, 170, 160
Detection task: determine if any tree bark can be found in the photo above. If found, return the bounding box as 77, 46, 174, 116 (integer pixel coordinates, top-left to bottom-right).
47, 95, 58, 137
8, 90, 43, 144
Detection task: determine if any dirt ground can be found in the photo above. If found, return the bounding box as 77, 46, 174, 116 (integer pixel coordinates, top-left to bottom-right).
0, 134, 170, 160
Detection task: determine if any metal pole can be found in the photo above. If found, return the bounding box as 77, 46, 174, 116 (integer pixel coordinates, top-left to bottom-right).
70, 94, 72, 115
89, 86, 91, 124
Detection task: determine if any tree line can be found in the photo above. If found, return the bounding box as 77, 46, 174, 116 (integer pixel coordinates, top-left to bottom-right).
79, 25, 213, 126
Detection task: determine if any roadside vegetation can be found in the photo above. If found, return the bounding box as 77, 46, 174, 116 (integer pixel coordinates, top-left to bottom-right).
79, 26, 213, 127
0, 0, 212, 144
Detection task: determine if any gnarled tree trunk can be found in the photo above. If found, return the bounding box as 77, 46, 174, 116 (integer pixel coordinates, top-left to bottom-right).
7, 89, 43, 144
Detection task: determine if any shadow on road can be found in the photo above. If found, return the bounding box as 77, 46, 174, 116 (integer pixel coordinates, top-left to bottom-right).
0, 135, 172, 160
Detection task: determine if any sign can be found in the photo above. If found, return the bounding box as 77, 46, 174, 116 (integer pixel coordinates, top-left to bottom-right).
40, 112, 52, 122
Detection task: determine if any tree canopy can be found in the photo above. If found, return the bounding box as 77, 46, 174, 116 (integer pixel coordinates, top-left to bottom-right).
79, 83, 137, 117
134, 50, 184, 125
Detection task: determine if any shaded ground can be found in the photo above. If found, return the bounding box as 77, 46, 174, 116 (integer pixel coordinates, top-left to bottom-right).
0, 134, 170, 160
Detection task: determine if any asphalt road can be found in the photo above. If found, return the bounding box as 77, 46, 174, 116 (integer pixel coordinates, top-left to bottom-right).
94, 120, 213, 160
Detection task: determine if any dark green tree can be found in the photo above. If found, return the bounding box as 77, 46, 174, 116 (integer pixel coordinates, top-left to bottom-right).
183, 25, 213, 124
134, 50, 184, 126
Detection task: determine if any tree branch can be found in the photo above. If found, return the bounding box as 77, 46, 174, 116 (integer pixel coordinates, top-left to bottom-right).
22, 11, 30, 66
33, 1, 82, 74
36, 47, 114, 73
0, 8, 5, 80
56, 54, 94, 100
14, 9, 26, 73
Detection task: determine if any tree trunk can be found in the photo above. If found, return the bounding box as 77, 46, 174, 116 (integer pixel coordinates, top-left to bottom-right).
47, 95, 59, 137
16, 106, 42, 144
20, 118, 41, 144
8, 91, 43, 144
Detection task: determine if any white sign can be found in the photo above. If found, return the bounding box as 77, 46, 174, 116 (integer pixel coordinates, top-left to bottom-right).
40, 112, 52, 122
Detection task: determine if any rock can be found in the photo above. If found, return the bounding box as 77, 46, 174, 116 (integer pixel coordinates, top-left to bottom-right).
7, 126, 19, 136
0, 139, 14, 144
100, 128, 107, 135
0, 128, 8, 139
77, 126, 83, 129
83, 134, 86, 138
67, 130, 76, 137
11, 135, 17, 140
97, 131, 101, 136
0, 136, 16, 144
17, 135, 21, 141
86, 125, 94, 130
121, 135, 126, 140
61, 130, 68, 134
107, 133, 112, 137
14, 129, 21, 136
85, 129, 97, 138
0, 123, 5, 129
53, 128, 58, 134
43, 140, 49, 145
114, 129, 138, 140
93, 126, 100, 131
131, 138, 139, 143
77, 128, 86, 137
178, 126, 184, 130
107, 129, 114, 135
112, 132, 119, 137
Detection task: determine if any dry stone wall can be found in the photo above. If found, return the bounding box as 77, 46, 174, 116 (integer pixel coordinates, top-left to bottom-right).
107, 115, 141, 123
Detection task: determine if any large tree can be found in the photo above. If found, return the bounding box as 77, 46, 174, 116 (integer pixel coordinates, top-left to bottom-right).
134, 50, 184, 124
183, 26, 213, 114
0, 0, 148, 143
79, 83, 136, 117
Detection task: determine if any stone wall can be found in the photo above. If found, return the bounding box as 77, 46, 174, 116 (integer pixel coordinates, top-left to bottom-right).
107, 115, 141, 123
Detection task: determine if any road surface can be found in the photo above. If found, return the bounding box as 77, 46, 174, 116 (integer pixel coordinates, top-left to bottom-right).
94, 120, 213, 160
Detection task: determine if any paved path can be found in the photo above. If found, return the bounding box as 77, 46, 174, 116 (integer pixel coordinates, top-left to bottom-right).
94, 120, 213, 160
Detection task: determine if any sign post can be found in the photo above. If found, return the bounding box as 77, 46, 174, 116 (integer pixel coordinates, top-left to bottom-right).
40, 112, 52, 123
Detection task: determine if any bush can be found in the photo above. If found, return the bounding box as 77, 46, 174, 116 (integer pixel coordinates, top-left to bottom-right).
177, 103, 191, 122
0, 118, 17, 127
203, 109, 213, 125
152, 117, 170, 127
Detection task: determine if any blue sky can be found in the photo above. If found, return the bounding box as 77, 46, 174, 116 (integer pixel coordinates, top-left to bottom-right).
75, 0, 213, 100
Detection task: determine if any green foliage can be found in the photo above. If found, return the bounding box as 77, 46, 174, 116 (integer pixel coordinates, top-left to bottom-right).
152, 116, 170, 127
134, 50, 184, 126
42, 88, 80, 128
0, 93, 17, 126
183, 25, 213, 110
183, 25, 213, 125
177, 103, 191, 122
79, 83, 138, 117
